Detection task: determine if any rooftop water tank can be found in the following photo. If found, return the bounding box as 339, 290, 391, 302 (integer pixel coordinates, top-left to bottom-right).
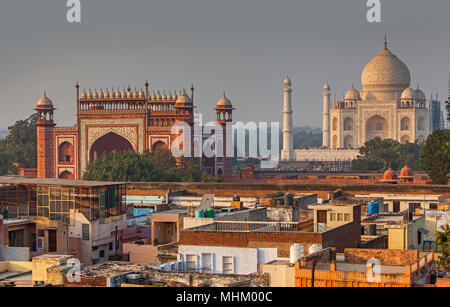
195, 209, 205, 218
367, 201, 379, 215
308, 244, 323, 255
290, 244, 304, 264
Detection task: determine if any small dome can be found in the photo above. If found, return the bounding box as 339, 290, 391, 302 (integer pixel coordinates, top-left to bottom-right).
92, 90, 98, 99
323, 82, 330, 90
121, 89, 127, 98
132, 89, 138, 99
138, 89, 145, 98
175, 93, 192, 105
400, 163, 413, 177
172, 91, 178, 100
217, 93, 232, 107
151, 92, 156, 100
37, 93, 53, 107
401, 87, 417, 100
344, 87, 361, 101
87, 90, 93, 99
81, 91, 87, 99
162, 91, 167, 100
415, 87, 426, 101
156, 91, 162, 100
127, 89, 132, 98
383, 167, 398, 181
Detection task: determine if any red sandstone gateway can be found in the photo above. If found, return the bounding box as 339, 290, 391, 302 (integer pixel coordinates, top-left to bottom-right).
35, 82, 232, 180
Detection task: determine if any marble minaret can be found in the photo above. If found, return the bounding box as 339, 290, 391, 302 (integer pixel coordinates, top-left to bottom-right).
281, 77, 294, 161
322, 82, 331, 148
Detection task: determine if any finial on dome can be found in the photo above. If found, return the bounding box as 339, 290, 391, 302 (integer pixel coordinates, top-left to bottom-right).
384, 34, 388, 49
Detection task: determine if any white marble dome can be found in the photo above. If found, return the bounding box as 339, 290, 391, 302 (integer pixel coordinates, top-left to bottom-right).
344, 87, 361, 101
415, 87, 426, 101
401, 87, 417, 100
361, 47, 411, 91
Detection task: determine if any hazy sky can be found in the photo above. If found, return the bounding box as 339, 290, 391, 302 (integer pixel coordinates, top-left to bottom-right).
1, 0, 449, 128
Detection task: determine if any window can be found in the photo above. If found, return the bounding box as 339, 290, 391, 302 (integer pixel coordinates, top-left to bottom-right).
409, 203, 421, 212
222, 256, 234, 274
186, 255, 196, 271
417, 231, 422, 245
337, 213, 343, 221
109, 242, 113, 251
99, 250, 105, 258
82, 224, 89, 240
330, 213, 336, 221
344, 213, 351, 221
429, 203, 438, 210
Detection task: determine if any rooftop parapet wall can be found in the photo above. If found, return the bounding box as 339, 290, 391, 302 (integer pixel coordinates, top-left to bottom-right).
344, 249, 420, 265
127, 182, 450, 200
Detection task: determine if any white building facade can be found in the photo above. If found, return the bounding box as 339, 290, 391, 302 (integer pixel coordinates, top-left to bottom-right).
176, 245, 279, 275
284, 39, 432, 162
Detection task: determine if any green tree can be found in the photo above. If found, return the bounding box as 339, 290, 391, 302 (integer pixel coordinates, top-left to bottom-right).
82, 150, 203, 182
0, 114, 37, 168
420, 129, 450, 184
435, 225, 450, 273
352, 137, 422, 171
83, 151, 174, 182
0, 149, 15, 175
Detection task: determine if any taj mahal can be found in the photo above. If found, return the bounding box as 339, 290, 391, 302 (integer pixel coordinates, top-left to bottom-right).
281, 38, 432, 162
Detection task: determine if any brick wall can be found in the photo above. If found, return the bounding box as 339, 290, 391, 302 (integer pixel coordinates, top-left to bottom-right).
180, 230, 324, 258
344, 249, 419, 265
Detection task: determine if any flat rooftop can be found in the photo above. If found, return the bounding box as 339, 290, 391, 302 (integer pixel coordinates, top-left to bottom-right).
0, 176, 126, 187
2, 218, 32, 225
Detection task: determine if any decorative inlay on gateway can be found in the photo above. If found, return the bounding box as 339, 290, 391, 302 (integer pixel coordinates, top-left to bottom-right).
87, 126, 137, 150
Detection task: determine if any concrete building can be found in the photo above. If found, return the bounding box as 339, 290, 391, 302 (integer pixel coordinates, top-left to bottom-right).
355, 193, 445, 213
0, 177, 128, 265
176, 245, 279, 275
308, 201, 361, 233
295, 248, 435, 287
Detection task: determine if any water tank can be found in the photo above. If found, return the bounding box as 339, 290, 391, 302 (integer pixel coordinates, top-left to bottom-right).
369, 224, 377, 236
205, 209, 215, 218
308, 244, 323, 255
289, 244, 304, 264
284, 193, 294, 206
233, 195, 240, 202
195, 209, 205, 218
367, 201, 379, 215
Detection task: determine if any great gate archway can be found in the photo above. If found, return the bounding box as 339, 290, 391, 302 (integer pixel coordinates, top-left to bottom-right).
89, 132, 134, 162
